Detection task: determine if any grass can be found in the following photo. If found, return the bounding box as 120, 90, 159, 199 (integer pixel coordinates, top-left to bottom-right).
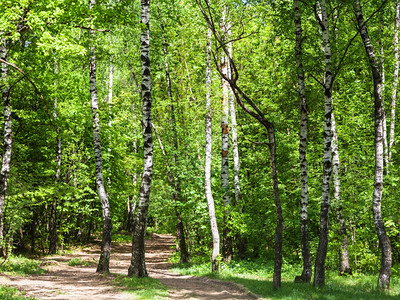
67, 257, 95, 267
113, 275, 169, 299
0, 255, 46, 276
0, 286, 36, 299
171, 258, 400, 299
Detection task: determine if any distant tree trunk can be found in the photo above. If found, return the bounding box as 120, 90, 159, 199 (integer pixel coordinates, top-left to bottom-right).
331, 112, 352, 276
389, 0, 399, 163
0, 37, 11, 257
128, 0, 153, 277
314, 0, 334, 287
160, 21, 189, 263
354, 0, 392, 289
89, 0, 112, 274
205, 28, 220, 273
49, 62, 61, 255
220, 8, 233, 262
294, 0, 312, 283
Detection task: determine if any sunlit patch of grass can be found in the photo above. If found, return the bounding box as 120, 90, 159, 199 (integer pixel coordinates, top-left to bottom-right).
113, 274, 169, 299
113, 232, 132, 243
0, 255, 46, 276
67, 258, 95, 267
0, 286, 36, 299
171, 258, 400, 299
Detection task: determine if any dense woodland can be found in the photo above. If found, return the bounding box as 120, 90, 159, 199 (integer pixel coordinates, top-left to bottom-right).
1, 0, 400, 291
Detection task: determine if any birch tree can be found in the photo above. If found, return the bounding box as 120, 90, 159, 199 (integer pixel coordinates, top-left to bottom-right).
88, 0, 112, 273
0, 37, 12, 256
293, 0, 311, 283
389, 1, 399, 163
331, 112, 352, 275
128, 0, 154, 277
354, 0, 392, 289
313, 0, 334, 287
220, 8, 232, 262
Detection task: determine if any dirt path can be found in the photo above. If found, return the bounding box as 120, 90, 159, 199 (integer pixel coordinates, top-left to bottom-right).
0, 234, 258, 299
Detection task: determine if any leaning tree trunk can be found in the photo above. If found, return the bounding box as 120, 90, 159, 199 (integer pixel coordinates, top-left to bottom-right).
128, 0, 153, 277
160, 22, 189, 263
331, 112, 352, 275
220, 8, 233, 262
389, 0, 399, 164
205, 28, 220, 273
0, 37, 12, 257
314, 0, 334, 287
354, 0, 392, 289
294, 0, 312, 283
89, 0, 112, 273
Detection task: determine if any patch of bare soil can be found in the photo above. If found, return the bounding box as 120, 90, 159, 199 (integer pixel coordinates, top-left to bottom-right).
0, 234, 258, 299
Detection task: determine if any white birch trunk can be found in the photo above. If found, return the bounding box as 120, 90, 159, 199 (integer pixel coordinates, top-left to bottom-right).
205, 28, 220, 273
0, 37, 12, 256
220, 8, 232, 262
89, 0, 112, 274
380, 14, 389, 169
314, 0, 333, 287
354, 0, 392, 289
331, 112, 352, 275
389, 1, 399, 163
128, 0, 153, 277
294, 0, 312, 283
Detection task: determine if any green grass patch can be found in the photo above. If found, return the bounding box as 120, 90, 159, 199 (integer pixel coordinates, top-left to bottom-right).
113, 274, 169, 299
67, 258, 95, 267
171, 259, 400, 299
0, 286, 36, 299
113, 232, 132, 243
0, 255, 46, 276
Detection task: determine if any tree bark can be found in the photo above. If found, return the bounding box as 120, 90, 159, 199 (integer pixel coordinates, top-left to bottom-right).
389, 0, 399, 163
89, 0, 112, 274
354, 0, 392, 289
220, 8, 233, 262
205, 28, 220, 273
0, 37, 12, 257
313, 0, 334, 287
294, 0, 312, 283
331, 112, 352, 275
128, 0, 153, 277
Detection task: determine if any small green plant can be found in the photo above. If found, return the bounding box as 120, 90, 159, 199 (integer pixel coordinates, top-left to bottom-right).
0, 255, 46, 276
0, 286, 36, 299
67, 258, 94, 267
113, 275, 169, 299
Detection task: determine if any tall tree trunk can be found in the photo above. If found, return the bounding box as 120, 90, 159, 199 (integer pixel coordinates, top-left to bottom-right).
314, 0, 333, 287
331, 112, 352, 275
205, 28, 220, 273
294, 0, 312, 283
354, 0, 392, 289
220, 9, 233, 262
389, 0, 399, 163
160, 21, 189, 263
89, 0, 112, 274
0, 37, 12, 257
128, 0, 153, 277
49, 62, 61, 254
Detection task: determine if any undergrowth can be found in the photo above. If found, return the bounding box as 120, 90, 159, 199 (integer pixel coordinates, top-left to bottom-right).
0, 286, 36, 299
170, 255, 400, 299
0, 255, 46, 276
113, 274, 169, 299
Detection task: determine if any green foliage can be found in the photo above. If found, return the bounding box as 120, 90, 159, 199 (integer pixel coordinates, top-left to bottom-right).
112, 275, 169, 299
67, 258, 95, 267
0, 255, 46, 276
0, 286, 36, 300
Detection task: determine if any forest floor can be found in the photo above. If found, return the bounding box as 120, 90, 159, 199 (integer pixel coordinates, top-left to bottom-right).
0, 234, 258, 299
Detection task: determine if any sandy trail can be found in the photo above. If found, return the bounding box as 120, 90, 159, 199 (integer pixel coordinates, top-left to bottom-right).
0, 234, 257, 299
